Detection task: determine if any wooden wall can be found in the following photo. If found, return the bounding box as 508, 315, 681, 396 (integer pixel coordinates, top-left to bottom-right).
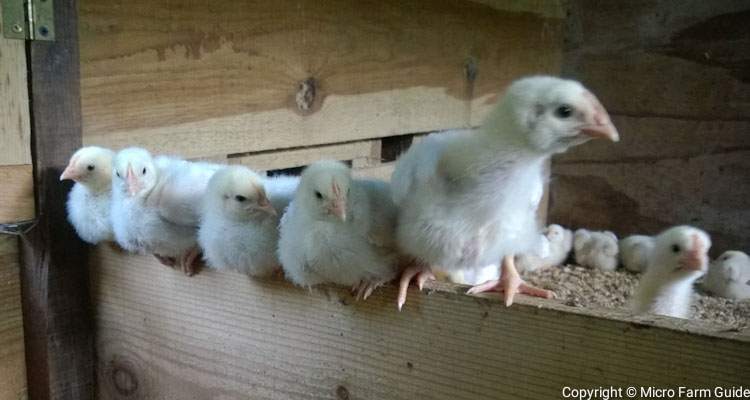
0, 236, 27, 400
550, 0, 750, 253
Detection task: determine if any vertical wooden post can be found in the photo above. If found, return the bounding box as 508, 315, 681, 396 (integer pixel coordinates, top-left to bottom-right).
19, 0, 94, 399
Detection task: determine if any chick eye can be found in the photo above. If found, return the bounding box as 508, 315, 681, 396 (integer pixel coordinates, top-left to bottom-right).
671, 244, 681, 253
87, 165, 95, 171
235, 195, 247, 202
115, 171, 120, 178
315, 191, 323, 199
554, 105, 573, 119
142, 167, 147, 175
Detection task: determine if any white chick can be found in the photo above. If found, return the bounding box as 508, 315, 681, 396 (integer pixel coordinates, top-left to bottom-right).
392, 76, 619, 309
111, 147, 221, 275
619, 234, 655, 273
278, 160, 399, 300
515, 224, 573, 272
573, 229, 619, 272
631, 226, 711, 319
702, 251, 750, 300
60, 146, 115, 244
198, 166, 297, 277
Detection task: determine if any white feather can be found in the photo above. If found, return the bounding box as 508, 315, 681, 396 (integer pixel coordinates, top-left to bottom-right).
619, 234, 655, 273
701, 250, 750, 300
573, 229, 619, 271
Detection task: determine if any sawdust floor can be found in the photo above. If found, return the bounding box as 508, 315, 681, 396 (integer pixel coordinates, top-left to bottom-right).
522, 265, 750, 331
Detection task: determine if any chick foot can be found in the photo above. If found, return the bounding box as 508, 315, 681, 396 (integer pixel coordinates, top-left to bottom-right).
397, 264, 436, 311
351, 280, 382, 301
154, 254, 177, 268
179, 247, 201, 277
467, 255, 554, 306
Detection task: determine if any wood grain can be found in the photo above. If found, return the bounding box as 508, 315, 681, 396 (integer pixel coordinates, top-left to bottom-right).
0, 165, 34, 223
20, 0, 95, 399
229, 140, 380, 173
551, 0, 750, 253
91, 246, 750, 400
0, 236, 27, 400
79, 0, 563, 158
0, 5, 31, 166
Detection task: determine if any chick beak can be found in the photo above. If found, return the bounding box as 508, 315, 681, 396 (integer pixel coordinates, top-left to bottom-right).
329, 200, 346, 222
257, 196, 277, 216
60, 162, 81, 181
580, 91, 620, 142
125, 165, 141, 196
679, 234, 707, 272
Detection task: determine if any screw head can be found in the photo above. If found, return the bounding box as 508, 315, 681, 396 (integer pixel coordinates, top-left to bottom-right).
39, 26, 49, 36
12, 24, 23, 33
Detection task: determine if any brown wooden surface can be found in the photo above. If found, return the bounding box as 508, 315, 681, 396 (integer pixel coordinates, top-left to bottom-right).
551, 0, 750, 253
0, 4, 31, 166
0, 236, 27, 400
19, 0, 95, 399
79, 0, 563, 158
92, 246, 750, 400
0, 164, 34, 224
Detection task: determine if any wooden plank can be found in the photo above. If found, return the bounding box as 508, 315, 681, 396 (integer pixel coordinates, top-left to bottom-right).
0, 5, 32, 166
19, 0, 95, 399
552, 1, 750, 253
79, 0, 564, 158
229, 140, 379, 172
0, 235, 27, 400
0, 165, 34, 223
91, 246, 750, 400
352, 162, 396, 181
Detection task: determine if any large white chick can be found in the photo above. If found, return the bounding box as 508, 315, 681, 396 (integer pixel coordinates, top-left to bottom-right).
60, 146, 115, 244
619, 235, 655, 273
198, 166, 296, 277
631, 226, 711, 319
701, 251, 750, 300
515, 224, 573, 272
573, 229, 619, 272
392, 76, 619, 309
111, 147, 220, 275
278, 160, 399, 300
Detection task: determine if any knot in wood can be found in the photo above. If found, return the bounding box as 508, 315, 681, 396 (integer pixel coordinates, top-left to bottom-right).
296, 77, 317, 113
110, 361, 139, 397
336, 385, 350, 400
464, 57, 478, 82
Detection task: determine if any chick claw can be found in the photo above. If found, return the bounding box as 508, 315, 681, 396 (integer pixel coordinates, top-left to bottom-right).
467, 255, 555, 307
179, 247, 201, 277
397, 264, 436, 311
351, 281, 380, 301
154, 254, 177, 268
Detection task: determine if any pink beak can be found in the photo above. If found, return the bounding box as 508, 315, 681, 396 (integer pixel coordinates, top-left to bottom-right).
60, 163, 81, 181
329, 200, 346, 222
257, 196, 277, 216
125, 166, 141, 196
680, 234, 707, 272
580, 91, 619, 142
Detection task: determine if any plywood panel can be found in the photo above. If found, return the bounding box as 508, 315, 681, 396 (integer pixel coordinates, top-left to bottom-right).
91, 247, 749, 400
0, 165, 35, 223
552, 0, 750, 252
79, 0, 563, 158
0, 235, 27, 400
230, 140, 379, 172
0, 5, 32, 166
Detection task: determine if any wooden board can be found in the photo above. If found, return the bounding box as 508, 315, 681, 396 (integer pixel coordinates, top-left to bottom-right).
79, 0, 563, 158
19, 0, 95, 399
0, 165, 34, 223
551, 0, 750, 253
0, 4, 32, 166
230, 140, 380, 172
0, 236, 27, 400
91, 246, 750, 400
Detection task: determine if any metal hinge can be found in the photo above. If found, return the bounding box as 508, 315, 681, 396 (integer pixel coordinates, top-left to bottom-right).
2, 0, 54, 41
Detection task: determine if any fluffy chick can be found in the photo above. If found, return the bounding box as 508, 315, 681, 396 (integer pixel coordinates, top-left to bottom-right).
392, 76, 619, 309
515, 224, 573, 273
631, 226, 711, 319
60, 146, 115, 244
198, 166, 296, 276
278, 160, 399, 300
573, 229, 619, 272
702, 251, 750, 300
111, 147, 220, 275
619, 234, 655, 273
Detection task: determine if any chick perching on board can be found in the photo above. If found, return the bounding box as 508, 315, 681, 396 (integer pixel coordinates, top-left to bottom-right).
278, 160, 399, 300
198, 166, 296, 277
61, 146, 115, 244
392, 76, 620, 309
631, 226, 711, 319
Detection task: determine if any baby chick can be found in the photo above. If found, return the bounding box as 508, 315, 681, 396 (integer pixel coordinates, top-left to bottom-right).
573, 229, 619, 272
619, 234, 655, 273
701, 251, 750, 300
631, 226, 711, 319
60, 146, 115, 244
516, 224, 574, 272
278, 160, 399, 300
198, 166, 296, 277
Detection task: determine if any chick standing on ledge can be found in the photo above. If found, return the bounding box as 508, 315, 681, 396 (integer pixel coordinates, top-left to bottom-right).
631, 226, 711, 319
278, 160, 399, 300
61, 146, 115, 244
391, 75, 620, 309
198, 166, 297, 277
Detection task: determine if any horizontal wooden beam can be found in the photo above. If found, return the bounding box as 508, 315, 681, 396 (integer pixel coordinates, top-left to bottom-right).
92, 246, 750, 400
